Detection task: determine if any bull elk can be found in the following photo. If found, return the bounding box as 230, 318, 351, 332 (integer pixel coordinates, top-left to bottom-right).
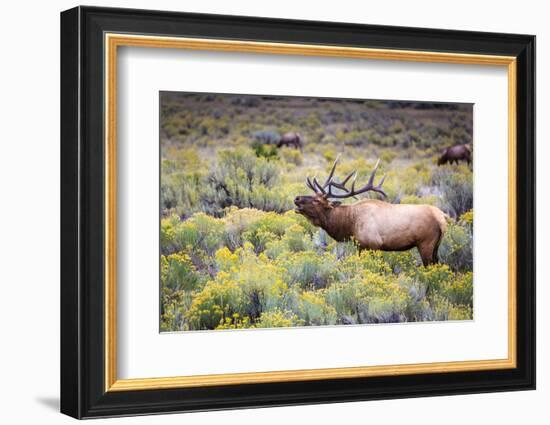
294, 157, 448, 265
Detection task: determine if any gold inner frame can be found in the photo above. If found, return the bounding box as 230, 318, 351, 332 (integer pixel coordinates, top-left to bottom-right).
104, 33, 517, 392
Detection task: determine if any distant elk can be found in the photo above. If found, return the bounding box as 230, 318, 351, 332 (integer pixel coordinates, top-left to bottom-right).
437, 144, 472, 166
277, 132, 303, 150
294, 157, 448, 265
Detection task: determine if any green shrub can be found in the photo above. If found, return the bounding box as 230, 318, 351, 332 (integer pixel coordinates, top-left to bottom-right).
281, 224, 314, 252
227, 210, 309, 253
201, 149, 292, 215
160, 251, 205, 331
222, 207, 267, 250
382, 250, 419, 274
439, 222, 473, 272
251, 140, 278, 159
161, 252, 202, 292
279, 147, 303, 165
294, 291, 337, 326
173, 213, 225, 255
431, 166, 473, 217
160, 171, 204, 217
325, 271, 409, 324
439, 272, 473, 306
279, 251, 338, 289
430, 294, 473, 321
400, 194, 438, 206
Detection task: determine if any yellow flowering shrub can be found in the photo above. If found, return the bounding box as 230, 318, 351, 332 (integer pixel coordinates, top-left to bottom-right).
322, 148, 337, 163
186, 275, 245, 329
382, 250, 419, 274
340, 249, 393, 277
187, 244, 290, 329
255, 309, 303, 328
459, 209, 474, 226
214, 247, 239, 272
161, 252, 202, 292
161, 203, 473, 330
296, 291, 337, 326
160, 214, 180, 254
215, 314, 253, 330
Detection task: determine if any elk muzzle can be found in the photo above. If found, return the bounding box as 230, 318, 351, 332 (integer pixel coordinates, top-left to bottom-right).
294, 195, 310, 213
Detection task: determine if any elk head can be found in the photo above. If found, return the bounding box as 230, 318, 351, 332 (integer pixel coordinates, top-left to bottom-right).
437, 149, 447, 166
294, 156, 387, 226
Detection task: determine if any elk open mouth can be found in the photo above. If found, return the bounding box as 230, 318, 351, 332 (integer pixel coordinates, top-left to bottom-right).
294, 199, 304, 214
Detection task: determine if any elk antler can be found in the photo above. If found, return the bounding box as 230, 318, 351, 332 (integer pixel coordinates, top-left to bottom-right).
307, 154, 351, 195
306, 156, 387, 199
328, 159, 387, 199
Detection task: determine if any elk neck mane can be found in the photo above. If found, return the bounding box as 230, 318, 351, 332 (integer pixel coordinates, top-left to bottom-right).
321, 199, 382, 241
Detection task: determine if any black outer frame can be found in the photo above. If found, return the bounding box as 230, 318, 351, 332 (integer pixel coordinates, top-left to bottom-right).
60, 5, 535, 419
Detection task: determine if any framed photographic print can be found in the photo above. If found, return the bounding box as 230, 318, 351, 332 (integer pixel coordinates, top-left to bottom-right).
60, 6, 535, 419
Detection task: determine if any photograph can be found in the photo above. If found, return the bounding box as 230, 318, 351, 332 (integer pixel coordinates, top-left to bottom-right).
159, 92, 474, 332
57, 4, 536, 419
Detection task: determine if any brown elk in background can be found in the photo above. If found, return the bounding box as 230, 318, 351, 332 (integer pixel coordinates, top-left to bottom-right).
294, 157, 449, 265
277, 132, 303, 150
437, 144, 472, 166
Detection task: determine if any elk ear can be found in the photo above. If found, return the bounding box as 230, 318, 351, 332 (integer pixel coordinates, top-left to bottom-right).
330, 200, 342, 208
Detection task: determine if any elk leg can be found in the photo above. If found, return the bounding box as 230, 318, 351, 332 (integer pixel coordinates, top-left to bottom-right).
417, 242, 434, 266
418, 238, 440, 267
432, 236, 442, 263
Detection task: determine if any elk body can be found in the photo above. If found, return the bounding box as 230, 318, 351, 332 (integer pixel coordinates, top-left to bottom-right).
277, 132, 303, 150
294, 158, 448, 265
438, 144, 472, 166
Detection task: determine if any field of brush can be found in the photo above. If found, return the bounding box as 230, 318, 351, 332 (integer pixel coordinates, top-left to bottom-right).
160, 92, 473, 332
